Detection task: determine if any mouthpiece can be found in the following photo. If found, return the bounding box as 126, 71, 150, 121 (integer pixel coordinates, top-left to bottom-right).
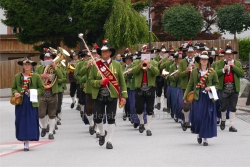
78, 33, 84, 38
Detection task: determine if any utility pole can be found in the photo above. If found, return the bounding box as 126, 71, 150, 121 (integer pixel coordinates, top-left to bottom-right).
148, 0, 151, 50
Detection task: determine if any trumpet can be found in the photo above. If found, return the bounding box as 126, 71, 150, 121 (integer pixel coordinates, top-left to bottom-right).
123, 68, 132, 74
67, 63, 75, 73
142, 63, 148, 70
162, 69, 170, 79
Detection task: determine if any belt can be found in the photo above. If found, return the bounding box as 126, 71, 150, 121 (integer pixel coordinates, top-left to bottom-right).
224, 82, 235, 91
140, 83, 151, 91
99, 88, 110, 96
43, 90, 53, 97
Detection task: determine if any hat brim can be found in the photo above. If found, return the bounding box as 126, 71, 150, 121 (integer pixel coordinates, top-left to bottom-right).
97, 48, 116, 57
222, 51, 238, 54
40, 53, 56, 61
195, 56, 214, 65
122, 56, 133, 63
17, 61, 37, 66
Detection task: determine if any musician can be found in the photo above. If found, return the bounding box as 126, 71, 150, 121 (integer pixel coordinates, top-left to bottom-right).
154, 44, 167, 110
89, 40, 127, 149
68, 51, 79, 109
122, 53, 134, 121
183, 51, 219, 146
178, 46, 199, 130
215, 44, 244, 132
55, 59, 67, 128
74, 50, 89, 118
168, 51, 185, 122
12, 56, 44, 151
36, 48, 63, 140
208, 47, 219, 69
57, 59, 67, 125
131, 50, 159, 136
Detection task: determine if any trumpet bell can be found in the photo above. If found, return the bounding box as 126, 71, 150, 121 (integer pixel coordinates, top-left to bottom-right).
78, 33, 84, 39
162, 69, 170, 79
59, 47, 70, 57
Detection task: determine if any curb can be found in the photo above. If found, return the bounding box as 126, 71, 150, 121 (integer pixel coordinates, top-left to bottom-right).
236, 106, 250, 112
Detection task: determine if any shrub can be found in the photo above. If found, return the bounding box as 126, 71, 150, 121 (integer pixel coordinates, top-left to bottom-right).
238, 38, 250, 61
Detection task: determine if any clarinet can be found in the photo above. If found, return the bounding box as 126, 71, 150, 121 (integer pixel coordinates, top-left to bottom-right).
224, 58, 230, 76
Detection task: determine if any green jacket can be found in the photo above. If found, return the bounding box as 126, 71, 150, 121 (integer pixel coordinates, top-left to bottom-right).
58, 65, 67, 92
215, 59, 244, 92
159, 57, 169, 70
74, 60, 87, 88
131, 60, 159, 88
211, 61, 216, 69
12, 73, 44, 107
124, 64, 136, 90
89, 60, 128, 99
79, 58, 92, 94
164, 60, 174, 85
169, 63, 181, 88
183, 68, 219, 101
35, 65, 63, 94
74, 60, 82, 84
178, 58, 199, 89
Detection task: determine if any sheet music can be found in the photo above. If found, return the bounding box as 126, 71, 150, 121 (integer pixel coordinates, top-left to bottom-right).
30, 89, 38, 102
208, 86, 218, 100
141, 54, 151, 61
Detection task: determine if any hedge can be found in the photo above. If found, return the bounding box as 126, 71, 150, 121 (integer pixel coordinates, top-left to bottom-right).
238, 38, 250, 61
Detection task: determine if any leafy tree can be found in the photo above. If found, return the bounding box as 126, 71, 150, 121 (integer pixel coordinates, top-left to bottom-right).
0, 0, 112, 50
162, 4, 203, 40
238, 38, 250, 61
104, 0, 156, 48
216, 3, 250, 39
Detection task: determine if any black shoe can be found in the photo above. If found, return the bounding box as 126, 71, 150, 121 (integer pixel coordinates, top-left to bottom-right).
203, 142, 208, 146
181, 123, 187, 131
41, 128, 46, 137
70, 101, 75, 109
139, 124, 145, 133
170, 112, 174, 118
48, 134, 54, 140
99, 135, 106, 146
76, 105, 81, 111
163, 107, 168, 112
146, 130, 152, 136
53, 130, 56, 134
229, 126, 237, 132
89, 126, 95, 135
55, 124, 58, 130
123, 115, 126, 121
46, 124, 49, 133
220, 121, 226, 130
217, 120, 220, 125
96, 133, 101, 138
154, 103, 161, 110
133, 123, 139, 129
128, 118, 131, 122
57, 121, 61, 125
184, 122, 191, 128
197, 138, 202, 144
24, 148, 29, 151
174, 118, 178, 123
166, 108, 170, 113
80, 111, 83, 118
106, 142, 113, 149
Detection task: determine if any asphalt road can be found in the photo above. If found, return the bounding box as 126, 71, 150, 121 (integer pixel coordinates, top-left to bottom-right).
0, 96, 250, 167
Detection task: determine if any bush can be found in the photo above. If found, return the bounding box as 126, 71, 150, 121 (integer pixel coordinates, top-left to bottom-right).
238, 38, 250, 61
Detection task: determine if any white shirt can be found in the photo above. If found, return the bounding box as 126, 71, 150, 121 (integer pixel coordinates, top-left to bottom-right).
222, 59, 234, 73
102, 58, 111, 64
199, 69, 208, 76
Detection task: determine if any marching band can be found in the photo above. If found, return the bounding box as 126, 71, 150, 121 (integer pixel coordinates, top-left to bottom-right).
11, 37, 245, 151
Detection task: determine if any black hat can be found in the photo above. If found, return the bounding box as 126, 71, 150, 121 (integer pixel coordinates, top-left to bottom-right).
122, 53, 133, 63
18, 56, 37, 66
194, 42, 205, 51
160, 44, 168, 52
208, 47, 219, 56
40, 48, 56, 61
78, 49, 89, 58
222, 43, 238, 54
133, 51, 142, 60
195, 51, 214, 65
173, 51, 185, 59
69, 50, 78, 59
97, 40, 116, 57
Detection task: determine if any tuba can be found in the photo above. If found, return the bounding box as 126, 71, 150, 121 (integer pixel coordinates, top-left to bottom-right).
43, 47, 70, 89
67, 63, 75, 73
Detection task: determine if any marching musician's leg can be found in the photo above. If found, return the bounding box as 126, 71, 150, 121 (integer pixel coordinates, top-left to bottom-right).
76, 84, 81, 111
39, 95, 48, 138
47, 94, 58, 140
219, 89, 230, 130
145, 87, 155, 136
154, 76, 163, 110
182, 89, 191, 128
228, 91, 239, 132
86, 93, 95, 135
70, 82, 76, 109
135, 89, 146, 134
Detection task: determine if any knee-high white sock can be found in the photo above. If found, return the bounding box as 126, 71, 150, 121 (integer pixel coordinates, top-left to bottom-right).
221, 112, 226, 121
71, 97, 75, 103
40, 117, 46, 129
163, 98, 167, 107
183, 111, 190, 123
49, 119, 55, 134
46, 115, 49, 124
87, 115, 94, 126
58, 112, 62, 120
204, 138, 208, 142
157, 96, 161, 103
24, 141, 29, 148
80, 105, 84, 112
107, 124, 115, 143
229, 112, 235, 127
95, 126, 100, 133
97, 122, 104, 136
146, 115, 152, 130
138, 114, 144, 124
76, 98, 79, 105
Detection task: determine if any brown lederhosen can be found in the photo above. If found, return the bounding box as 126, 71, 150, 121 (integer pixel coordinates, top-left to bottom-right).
86, 93, 95, 116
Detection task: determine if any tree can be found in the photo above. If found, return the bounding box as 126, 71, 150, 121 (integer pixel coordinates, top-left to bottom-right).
0, 0, 112, 50
216, 3, 250, 39
162, 4, 203, 40
104, 0, 155, 48
151, 0, 245, 40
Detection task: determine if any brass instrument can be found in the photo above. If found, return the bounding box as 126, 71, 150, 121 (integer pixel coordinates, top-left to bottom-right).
67, 63, 75, 73
43, 47, 70, 89
162, 69, 170, 79
142, 63, 147, 70
123, 68, 132, 74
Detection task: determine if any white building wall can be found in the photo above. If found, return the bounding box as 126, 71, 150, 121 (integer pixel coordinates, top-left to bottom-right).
0, 9, 7, 34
